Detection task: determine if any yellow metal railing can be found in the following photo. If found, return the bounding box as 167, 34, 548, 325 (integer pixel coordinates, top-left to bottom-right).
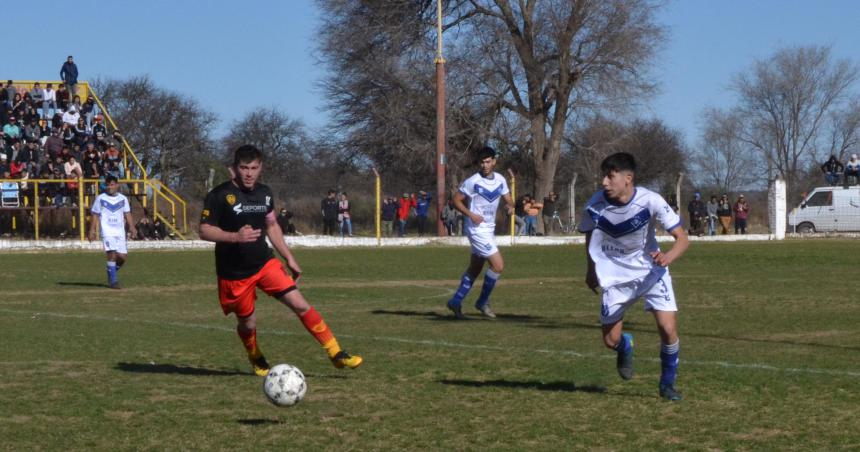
0, 177, 186, 241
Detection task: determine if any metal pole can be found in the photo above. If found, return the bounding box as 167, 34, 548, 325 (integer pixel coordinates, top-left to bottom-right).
507, 169, 516, 239
434, 0, 447, 237
78, 176, 85, 242
569, 173, 577, 230
34, 182, 40, 241
372, 167, 381, 246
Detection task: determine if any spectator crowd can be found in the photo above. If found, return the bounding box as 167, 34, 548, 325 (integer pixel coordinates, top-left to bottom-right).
1, 56, 130, 212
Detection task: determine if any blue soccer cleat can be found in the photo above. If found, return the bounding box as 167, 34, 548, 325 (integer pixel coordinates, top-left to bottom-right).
617, 333, 634, 380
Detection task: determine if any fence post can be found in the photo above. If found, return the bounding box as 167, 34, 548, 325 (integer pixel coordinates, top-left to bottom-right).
768, 178, 786, 240
507, 169, 516, 240
372, 167, 381, 246
78, 176, 86, 242
34, 182, 40, 241
569, 173, 577, 232
675, 172, 685, 214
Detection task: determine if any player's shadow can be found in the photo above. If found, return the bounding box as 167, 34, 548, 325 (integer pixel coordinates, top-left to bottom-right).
371, 309, 544, 323
238, 419, 281, 426
439, 378, 605, 393
57, 281, 109, 288
529, 320, 860, 351
115, 362, 247, 377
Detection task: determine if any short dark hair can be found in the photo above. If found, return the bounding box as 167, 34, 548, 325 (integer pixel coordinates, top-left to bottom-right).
233, 145, 263, 166
600, 152, 636, 175
105, 174, 118, 184
476, 146, 497, 162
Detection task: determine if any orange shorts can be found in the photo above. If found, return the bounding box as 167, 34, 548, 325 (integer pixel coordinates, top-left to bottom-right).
217, 258, 296, 318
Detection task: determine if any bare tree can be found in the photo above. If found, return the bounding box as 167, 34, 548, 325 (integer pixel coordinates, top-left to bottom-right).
316, 0, 665, 202
692, 108, 760, 193
731, 45, 859, 190
92, 76, 218, 194
569, 116, 687, 195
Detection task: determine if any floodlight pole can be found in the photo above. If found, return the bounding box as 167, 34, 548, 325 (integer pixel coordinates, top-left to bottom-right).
434, 0, 447, 237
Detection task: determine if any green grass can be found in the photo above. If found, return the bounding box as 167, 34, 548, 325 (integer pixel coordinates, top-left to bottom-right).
1, 241, 859, 450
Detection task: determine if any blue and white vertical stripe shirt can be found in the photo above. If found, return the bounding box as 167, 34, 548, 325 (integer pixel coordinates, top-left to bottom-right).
579, 187, 682, 288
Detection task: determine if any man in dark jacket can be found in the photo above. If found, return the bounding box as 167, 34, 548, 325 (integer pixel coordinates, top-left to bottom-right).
381, 196, 397, 237
821, 155, 844, 186
686, 193, 707, 236
321, 189, 338, 235
60, 56, 79, 99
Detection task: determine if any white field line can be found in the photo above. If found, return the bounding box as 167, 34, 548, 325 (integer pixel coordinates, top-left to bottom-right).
2, 308, 858, 378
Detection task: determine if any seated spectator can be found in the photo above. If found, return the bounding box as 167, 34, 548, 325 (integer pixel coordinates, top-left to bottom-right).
3, 116, 20, 144
136, 214, 155, 240
9, 158, 25, 179
17, 140, 39, 174
821, 155, 843, 186
56, 85, 69, 111
30, 82, 45, 113
44, 129, 64, 159
73, 117, 91, 147
152, 216, 168, 239
23, 117, 43, 143
62, 107, 79, 128
60, 123, 75, 146
42, 83, 56, 119
845, 154, 860, 186
92, 115, 107, 142
81, 96, 97, 127
11, 93, 25, 118
50, 111, 63, 131
277, 208, 297, 235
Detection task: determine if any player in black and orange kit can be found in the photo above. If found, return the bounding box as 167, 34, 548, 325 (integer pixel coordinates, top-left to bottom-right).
199, 144, 362, 376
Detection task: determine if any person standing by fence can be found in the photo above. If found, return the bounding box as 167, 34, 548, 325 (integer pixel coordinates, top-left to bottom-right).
321, 189, 338, 236
734, 194, 749, 234
717, 194, 732, 234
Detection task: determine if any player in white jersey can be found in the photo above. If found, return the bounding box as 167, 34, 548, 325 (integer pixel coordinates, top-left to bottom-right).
88, 175, 136, 289
446, 146, 515, 319
579, 152, 689, 401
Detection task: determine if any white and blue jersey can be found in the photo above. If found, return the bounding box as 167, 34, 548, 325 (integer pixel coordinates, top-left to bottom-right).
579, 187, 681, 288
459, 171, 509, 257
91, 192, 130, 239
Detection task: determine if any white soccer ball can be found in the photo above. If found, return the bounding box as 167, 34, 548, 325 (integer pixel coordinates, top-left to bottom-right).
263, 364, 307, 407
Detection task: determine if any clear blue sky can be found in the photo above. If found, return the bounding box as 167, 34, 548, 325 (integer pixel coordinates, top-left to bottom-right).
5, 0, 859, 146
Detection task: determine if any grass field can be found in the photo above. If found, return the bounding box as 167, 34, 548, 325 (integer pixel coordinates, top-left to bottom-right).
1, 241, 859, 450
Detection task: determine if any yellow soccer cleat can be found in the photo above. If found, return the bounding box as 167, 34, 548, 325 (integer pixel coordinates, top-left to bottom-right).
330, 350, 363, 369
248, 353, 271, 377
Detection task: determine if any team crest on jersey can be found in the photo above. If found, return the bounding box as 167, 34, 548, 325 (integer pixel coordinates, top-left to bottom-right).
474, 184, 503, 202
226, 194, 237, 205
201, 209, 210, 221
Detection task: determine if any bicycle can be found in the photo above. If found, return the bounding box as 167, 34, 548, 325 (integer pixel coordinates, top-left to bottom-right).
548, 210, 577, 234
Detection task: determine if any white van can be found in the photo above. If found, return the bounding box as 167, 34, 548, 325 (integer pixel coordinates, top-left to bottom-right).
788, 186, 860, 232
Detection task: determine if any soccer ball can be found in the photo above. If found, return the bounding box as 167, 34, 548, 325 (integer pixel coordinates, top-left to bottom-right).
263, 364, 307, 407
